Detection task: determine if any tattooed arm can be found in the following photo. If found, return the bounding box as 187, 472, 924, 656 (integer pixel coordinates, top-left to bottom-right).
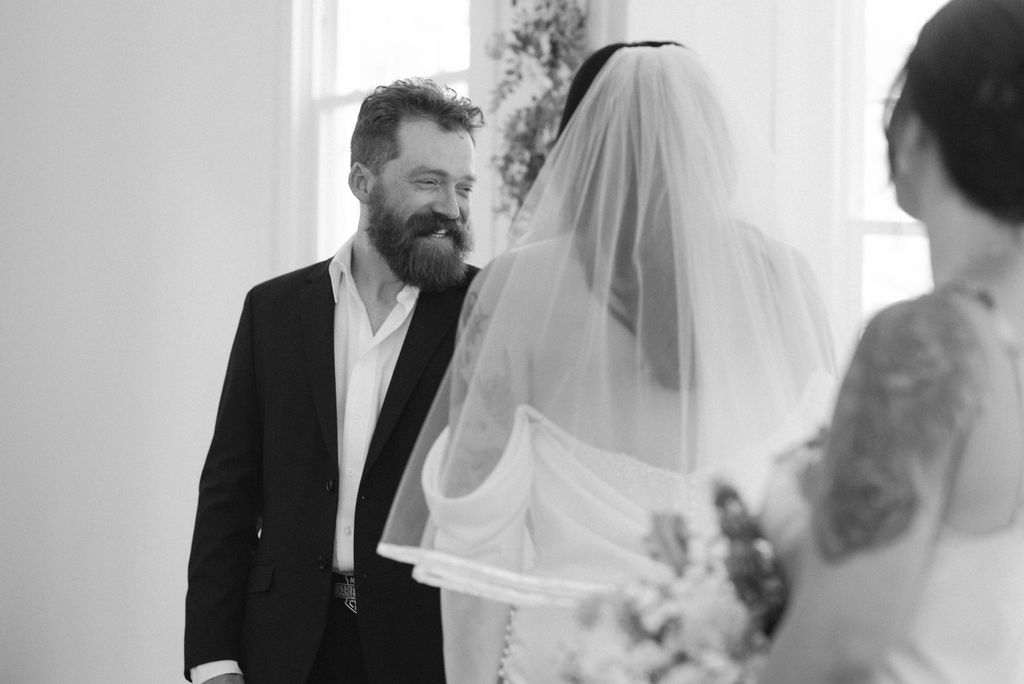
440, 271, 523, 498
761, 293, 983, 683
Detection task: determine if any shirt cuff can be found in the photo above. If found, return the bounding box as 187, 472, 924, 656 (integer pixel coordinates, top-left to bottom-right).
191, 660, 243, 683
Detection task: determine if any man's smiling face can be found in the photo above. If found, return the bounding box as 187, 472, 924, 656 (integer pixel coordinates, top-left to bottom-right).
365, 117, 476, 290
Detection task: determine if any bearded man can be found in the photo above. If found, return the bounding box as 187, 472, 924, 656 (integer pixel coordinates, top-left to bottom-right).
185, 79, 483, 684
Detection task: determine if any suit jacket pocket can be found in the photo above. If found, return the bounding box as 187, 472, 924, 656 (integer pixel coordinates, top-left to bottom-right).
247, 564, 274, 594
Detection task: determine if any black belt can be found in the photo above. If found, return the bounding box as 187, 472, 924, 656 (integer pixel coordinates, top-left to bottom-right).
332, 571, 357, 614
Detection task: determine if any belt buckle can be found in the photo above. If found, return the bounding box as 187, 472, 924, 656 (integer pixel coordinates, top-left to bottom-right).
334, 573, 357, 614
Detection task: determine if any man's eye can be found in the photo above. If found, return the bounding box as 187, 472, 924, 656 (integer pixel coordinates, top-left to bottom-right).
417, 179, 439, 188
457, 186, 474, 197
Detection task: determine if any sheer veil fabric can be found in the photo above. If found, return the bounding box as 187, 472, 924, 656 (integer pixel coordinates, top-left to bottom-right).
379, 45, 836, 681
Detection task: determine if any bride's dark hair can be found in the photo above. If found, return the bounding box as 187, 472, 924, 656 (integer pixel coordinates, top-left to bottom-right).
559, 42, 689, 390
886, 0, 1024, 223
557, 41, 685, 137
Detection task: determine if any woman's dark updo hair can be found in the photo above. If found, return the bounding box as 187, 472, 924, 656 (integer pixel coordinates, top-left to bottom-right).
886, 0, 1024, 223
556, 40, 685, 137
559, 41, 688, 388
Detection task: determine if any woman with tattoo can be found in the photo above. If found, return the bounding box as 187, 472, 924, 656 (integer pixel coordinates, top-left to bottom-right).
762, 1, 1024, 681
378, 43, 836, 683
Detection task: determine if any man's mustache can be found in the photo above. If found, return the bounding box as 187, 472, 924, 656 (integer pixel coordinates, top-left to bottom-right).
406, 212, 467, 238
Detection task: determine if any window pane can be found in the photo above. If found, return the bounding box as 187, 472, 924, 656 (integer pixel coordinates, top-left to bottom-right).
333, 0, 470, 95
861, 232, 932, 318
861, 0, 947, 220
318, 103, 361, 258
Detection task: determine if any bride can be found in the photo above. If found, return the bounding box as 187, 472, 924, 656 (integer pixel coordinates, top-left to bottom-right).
379, 43, 835, 683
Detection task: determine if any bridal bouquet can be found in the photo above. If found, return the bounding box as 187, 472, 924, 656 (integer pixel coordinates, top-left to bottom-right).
561, 481, 787, 684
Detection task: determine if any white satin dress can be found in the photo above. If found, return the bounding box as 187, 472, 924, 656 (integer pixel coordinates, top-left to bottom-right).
880, 299, 1024, 683
418, 404, 718, 684
760, 292, 1024, 683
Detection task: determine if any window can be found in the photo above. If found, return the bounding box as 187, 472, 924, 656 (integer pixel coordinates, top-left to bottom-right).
853, 0, 946, 319
311, 0, 471, 259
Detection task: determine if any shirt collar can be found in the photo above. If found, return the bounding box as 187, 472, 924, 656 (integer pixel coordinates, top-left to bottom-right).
328, 235, 420, 310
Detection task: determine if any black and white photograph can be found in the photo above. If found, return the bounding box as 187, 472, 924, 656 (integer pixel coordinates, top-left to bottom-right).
3, 1, 1023, 682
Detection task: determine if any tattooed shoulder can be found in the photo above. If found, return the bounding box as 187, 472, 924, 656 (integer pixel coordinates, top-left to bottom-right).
444, 285, 520, 496
460, 290, 488, 352
454, 283, 518, 421
814, 294, 985, 561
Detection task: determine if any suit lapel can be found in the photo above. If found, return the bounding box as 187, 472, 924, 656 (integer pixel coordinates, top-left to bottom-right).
364, 286, 463, 472
300, 260, 339, 466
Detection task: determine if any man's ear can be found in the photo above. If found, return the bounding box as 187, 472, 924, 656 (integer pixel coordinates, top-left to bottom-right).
349, 162, 374, 203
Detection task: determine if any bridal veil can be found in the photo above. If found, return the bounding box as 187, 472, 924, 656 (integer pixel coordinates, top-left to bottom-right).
379, 44, 836, 678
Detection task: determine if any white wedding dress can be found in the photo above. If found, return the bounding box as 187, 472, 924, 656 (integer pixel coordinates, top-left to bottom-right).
416, 404, 719, 684
880, 296, 1024, 683
880, 517, 1024, 682
764, 460, 1024, 683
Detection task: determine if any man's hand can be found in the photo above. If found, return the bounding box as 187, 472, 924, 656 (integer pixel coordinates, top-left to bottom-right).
201, 676, 244, 684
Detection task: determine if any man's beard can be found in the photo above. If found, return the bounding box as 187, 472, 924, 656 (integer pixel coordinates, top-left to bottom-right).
365, 187, 472, 292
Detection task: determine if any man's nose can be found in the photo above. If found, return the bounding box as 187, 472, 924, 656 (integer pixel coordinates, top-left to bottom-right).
433, 186, 461, 220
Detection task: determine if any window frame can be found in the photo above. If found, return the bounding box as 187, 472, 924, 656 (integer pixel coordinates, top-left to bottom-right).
845, 0, 941, 323
278, 0, 478, 269
309, 0, 473, 260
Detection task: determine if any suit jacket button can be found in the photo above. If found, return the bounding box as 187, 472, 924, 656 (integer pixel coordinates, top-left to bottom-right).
317, 555, 327, 571
325, 479, 335, 492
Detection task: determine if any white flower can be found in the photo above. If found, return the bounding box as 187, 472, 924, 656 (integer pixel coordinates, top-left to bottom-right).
660, 663, 724, 684
506, 160, 528, 184
631, 639, 674, 673
520, 56, 553, 97
564, 478, 779, 684
538, 32, 553, 62
679, 584, 748, 655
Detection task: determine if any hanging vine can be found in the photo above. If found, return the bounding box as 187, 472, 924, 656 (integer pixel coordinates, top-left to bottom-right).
490, 0, 589, 218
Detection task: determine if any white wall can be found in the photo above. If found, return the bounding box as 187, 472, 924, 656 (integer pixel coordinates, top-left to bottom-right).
0, 1, 284, 680
620, 0, 859, 356
624, 0, 776, 144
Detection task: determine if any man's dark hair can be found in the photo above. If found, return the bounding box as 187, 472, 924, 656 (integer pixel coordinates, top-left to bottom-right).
351, 78, 484, 173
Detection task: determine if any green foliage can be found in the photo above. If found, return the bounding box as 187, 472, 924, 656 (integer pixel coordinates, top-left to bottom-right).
491, 0, 589, 217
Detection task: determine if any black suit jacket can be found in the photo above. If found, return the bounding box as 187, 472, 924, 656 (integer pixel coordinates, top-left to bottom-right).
185, 258, 477, 683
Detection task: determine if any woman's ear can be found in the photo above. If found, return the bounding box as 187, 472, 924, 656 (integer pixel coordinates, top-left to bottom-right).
349, 162, 374, 203
891, 113, 926, 179
891, 113, 935, 219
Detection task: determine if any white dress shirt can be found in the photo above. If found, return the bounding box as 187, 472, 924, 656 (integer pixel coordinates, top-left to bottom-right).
330, 237, 418, 571
191, 237, 418, 684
